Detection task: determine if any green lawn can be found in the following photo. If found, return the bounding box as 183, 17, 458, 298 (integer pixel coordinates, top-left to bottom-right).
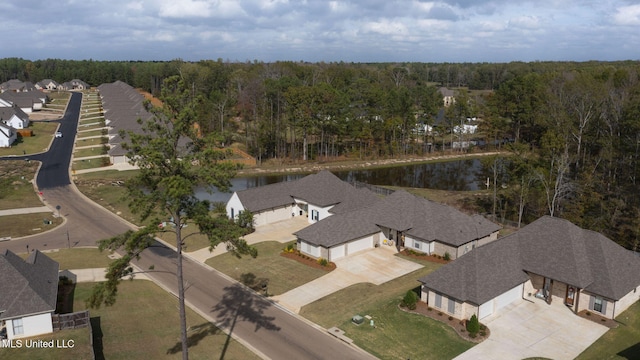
77, 122, 104, 131
577, 301, 640, 359
206, 241, 329, 296
0, 122, 59, 156
75, 137, 106, 147
0, 160, 43, 209
0, 213, 62, 238
38, 248, 113, 269
298, 257, 471, 359
76, 129, 105, 138
74, 146, 106, 158
72, 158, 110, 171
0, 281, 260, 360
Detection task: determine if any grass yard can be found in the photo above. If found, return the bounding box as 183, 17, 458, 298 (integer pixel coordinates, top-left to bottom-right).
74, 146, 107, 158
36, 248, 113, 269
75, 137, 107, 147
0, 328, 93, 360
76, 129, 106, 138
158, 223, 213, 251
77, 122, 104, 131
0, 213, 62, 238
73, 178, 139, 224
206, 241, 329, 295
72, 281, 260, 360
0, 280, 262, 360
0, 160, 43, 209
72, 157, 110, 171
0, 122, 59, 156
576, 301, 640, 359
298, 259, 472, 360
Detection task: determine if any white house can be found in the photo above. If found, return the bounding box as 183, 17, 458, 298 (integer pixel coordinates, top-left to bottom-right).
0, 105, 30, 129
226, 170, 379, 227
0, 250, 59, 340
0, 123, 17, 147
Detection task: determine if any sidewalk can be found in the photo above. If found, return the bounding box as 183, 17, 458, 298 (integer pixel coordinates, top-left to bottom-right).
0, 206, 52, 216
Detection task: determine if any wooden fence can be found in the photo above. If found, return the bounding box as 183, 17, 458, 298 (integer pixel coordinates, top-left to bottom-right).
52, 310, 90, 331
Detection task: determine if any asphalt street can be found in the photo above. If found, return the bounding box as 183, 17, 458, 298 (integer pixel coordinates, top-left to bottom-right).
0, 92, 376, 360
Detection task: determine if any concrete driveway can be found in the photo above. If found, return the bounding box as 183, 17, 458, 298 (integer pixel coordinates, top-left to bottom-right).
272, 248, 423, 313
454, 299, 608, 360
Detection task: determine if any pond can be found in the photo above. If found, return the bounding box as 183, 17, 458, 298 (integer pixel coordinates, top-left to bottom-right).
196, 159, 485, 204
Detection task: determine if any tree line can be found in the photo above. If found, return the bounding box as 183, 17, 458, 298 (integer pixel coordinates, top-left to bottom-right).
3, 57, 640, 248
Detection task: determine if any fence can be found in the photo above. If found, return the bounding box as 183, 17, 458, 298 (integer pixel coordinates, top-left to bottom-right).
51, 310, 90, 331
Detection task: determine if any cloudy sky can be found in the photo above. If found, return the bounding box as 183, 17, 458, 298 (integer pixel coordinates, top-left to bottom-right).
1, 0, 639, 63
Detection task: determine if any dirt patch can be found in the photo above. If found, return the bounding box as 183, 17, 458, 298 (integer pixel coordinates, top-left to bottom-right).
401, 301, 490, 343
280, 251, 336, 271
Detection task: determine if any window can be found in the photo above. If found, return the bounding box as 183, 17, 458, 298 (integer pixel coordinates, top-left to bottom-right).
448, 298, 455, 314
434, 293, 442, 308
230, 208, 234, 219
311, 210, 319, 221
594, 297, 603, 313
414, 241, 421, 249
13, 318, 23, 335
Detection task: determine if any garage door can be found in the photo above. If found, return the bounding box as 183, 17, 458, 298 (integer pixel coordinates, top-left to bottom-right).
329, 245, 346, 260
495, 283, 523, 310
478, 301, 493, 319
347, 236, 373, 255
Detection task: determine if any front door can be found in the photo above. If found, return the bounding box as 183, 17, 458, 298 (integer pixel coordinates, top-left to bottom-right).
565, 286, 575, 306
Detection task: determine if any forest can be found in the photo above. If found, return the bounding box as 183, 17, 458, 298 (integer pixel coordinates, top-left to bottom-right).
2, 57, 640, 250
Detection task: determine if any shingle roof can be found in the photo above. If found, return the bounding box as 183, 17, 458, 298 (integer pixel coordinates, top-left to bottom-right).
235, 170, 379, 214
0, 250, 59, 320
296, 190, 500, 248
419, 216, 640, 303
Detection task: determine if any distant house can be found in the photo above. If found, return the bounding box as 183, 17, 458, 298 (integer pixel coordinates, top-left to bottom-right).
419, 216, 640, 321
0, 105, 30, 129
438, 87, 455, 107
0, 80, 36, 93
226, 170, 379, 227
60, 79, 89, 91
36, 79, 60, 91
0, 250, 59, 340
0, 91, 47, 113
295, 190, 500, 261
0, 122, 17, 147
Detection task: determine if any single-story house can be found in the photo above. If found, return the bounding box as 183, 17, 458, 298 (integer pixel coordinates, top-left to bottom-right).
419, 216, 640, 321
295, 190, 501, 261
0, 105, 30, 129
0, 122, 17, 147
36, 79, 60, 91
0, 250, 59, 340
0, 91, 47, 113
226, 170, 380, 227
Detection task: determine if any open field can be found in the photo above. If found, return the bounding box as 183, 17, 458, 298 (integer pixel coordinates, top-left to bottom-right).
0, 213, 62, 238
0, 160, 43, 209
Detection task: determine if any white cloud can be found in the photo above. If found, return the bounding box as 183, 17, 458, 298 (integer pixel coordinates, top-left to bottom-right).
508, 15, 542, 30
612, 4, 640, 25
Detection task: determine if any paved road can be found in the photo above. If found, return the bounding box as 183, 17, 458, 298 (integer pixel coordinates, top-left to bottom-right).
0, 92, 376, 360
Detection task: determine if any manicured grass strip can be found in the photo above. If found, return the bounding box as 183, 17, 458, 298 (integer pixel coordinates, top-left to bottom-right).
576, 301, 640, 360
74, 146, 107, 158
76, 129, 105, 138
207, 241, 329, 295
0, 213, 62, 238
0, 160, 43, 209
72, 281, 260, 360
75, 137, 107, 147
299, 262, 465, 360
0, 122, 59, 156
72, 158, 110, 170
39, 248, 113, 269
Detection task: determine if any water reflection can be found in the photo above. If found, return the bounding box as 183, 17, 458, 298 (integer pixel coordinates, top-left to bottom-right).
196, 159, 483, 204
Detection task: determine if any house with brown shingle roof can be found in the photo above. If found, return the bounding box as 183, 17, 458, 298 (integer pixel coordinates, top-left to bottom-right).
0, 250, 59, 340
419, 216, 640, 320
226, 170, 380, 228
294, 190, 500, 261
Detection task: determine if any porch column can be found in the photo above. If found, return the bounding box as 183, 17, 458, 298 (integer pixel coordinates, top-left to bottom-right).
574, 289, 581, 314
547, 280, 554, 305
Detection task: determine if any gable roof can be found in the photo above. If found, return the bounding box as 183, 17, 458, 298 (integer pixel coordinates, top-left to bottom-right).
0, 105, 29, 123
419, 216, 640, 304
235, 170, 379, 214
0, 250, 59, 320
296, 190, 500, 248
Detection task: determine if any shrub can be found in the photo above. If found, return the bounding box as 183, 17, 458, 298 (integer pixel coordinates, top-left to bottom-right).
427, 307, 432, 311
443, 252, 451, 261
402, 290, 418, 310
480, 331, 486, 337
284, 243, 295, 253
317, 258, 329, 267
466, 314, 480, 335
448, 316, 453, 321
